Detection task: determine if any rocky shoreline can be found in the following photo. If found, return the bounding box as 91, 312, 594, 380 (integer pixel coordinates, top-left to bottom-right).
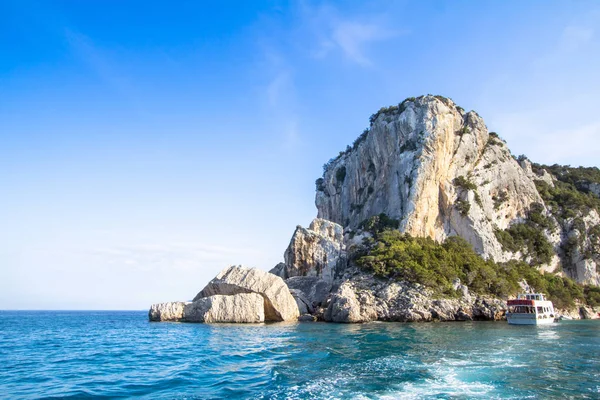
150, 95, 600, 324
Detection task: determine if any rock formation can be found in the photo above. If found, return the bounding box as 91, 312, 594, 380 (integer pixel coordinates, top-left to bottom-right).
314, 95, 600, 285
315, 95, 542, 264
151, 94, 600, 324
196, 265, 299, 322
149, 301, 187, 322
149, 266, 299, 323
184, 293, 265, 323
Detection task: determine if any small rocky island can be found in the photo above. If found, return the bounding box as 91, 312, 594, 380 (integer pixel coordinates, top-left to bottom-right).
151, 95, 600, 323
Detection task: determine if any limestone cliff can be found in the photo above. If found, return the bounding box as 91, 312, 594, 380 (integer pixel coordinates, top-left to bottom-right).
314, 95, 599, 285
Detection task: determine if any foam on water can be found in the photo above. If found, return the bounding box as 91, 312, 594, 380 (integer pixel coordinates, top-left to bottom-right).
0, 311, 599, 399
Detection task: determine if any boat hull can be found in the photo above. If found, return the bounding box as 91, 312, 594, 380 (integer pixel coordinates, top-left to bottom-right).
507, 314, 555, 325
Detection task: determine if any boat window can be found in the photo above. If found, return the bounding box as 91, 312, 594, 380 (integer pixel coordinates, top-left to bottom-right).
537, 307, 543, 314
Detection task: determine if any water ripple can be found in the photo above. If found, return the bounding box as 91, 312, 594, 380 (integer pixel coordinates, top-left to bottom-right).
0, 312, 599, 399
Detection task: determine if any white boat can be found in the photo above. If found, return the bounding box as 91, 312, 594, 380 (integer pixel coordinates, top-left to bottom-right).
506, 293, 556, 325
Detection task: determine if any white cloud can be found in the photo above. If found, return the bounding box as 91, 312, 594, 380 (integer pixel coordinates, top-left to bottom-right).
301, 4, 398, 66
330, 20, 396, 66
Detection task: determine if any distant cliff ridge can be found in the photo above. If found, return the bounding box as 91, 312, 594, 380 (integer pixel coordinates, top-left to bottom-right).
315, 95, 599, 286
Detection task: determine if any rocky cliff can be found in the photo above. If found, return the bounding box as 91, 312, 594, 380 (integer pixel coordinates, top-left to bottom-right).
150, 94, 600, 324
314, 95, 600, 286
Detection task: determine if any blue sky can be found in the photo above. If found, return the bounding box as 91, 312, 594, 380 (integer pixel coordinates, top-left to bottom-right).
1, 1, 599, 309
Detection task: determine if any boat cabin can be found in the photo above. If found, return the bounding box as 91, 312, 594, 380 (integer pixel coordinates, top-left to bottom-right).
506, 293, 556, 325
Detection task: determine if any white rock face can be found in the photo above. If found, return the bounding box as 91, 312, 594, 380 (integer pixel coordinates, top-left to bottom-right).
273, 218, 346, 284
316, 96, 545, 263
149, 302, 187, 322
149, 294, 265, 323
564, 210, 600, 286
195, 265, 299, 322
324, 282, 377, 323
184, 293, 265, 323
321, 268, 506, 323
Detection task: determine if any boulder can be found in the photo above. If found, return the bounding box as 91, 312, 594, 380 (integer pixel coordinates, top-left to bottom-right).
277, 219, 345, 284
298, 314, 317, 322
149, 301, 187, 322
194, 265, 299, 322
289, 288, 311, 314
324, 282, 377, 323
184, 293, 265, 323
579, 306, 600, 320
285, 276, 331, 310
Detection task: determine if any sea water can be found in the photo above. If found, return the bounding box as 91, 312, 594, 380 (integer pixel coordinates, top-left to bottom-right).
0, 311, 598, 399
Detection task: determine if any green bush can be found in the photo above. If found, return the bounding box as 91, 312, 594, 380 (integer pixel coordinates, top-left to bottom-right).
336, 166, 346, 184
455, 199, 471, 216
494, 221, 554, 266
535, 180, 600, 220
585, 286, 600, 307
453, 176, 477, 191
359, 213, 400, 234
354, 228, 596, 308
315, 178, 325, 192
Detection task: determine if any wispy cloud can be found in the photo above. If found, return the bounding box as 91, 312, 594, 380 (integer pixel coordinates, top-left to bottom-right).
299, 3, 399, 66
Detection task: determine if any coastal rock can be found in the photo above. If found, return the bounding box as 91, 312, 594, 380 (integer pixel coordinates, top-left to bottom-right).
183, 293, 265, 323
285, 276, 331, 310
195, 265, 299, 322
273, 219, 345, 284
579, 306, 600, 320
149, 301, 187, 322
315, 95, 543, 264
289, 288, 312, 314
298, 314, 317, 322
324, 282, 377, 323
562, 210, 600, 286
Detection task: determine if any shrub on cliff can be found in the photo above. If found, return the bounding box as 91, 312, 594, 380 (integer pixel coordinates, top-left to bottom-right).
354, 227, 597, 308
359, 213, 400, 234
536, 180, 600, 220
494, 203, 554, 266
336, 166, 347, 183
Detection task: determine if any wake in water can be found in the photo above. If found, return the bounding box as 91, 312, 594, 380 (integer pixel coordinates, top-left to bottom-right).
0, 311, 599, 399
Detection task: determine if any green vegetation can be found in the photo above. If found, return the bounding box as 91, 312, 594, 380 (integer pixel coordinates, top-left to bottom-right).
315, 178, 325, 192
354, 226, 597, 308
359, 213, 400, 234
453, 176, 477, 191
336, 166, 347, 184
487, 137, 502, 146
369, 97, 417, 125
530, 163, 600, 219
492, 190, 508, 209
399, 138, 418, 153
542, 164, 600, 190
455, 199, 471, 216
494, 203, 554, 266
585, 286, 600, 307
535, 180, 600, 220
453, 176, 479, 214
457, 126, 470, 136
352, 128, 370, 150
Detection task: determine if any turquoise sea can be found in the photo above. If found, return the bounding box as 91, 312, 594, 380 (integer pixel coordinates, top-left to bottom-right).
0, 311, 598, 399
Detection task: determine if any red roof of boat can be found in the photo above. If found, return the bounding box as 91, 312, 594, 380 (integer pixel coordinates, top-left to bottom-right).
507, 299, 535, 306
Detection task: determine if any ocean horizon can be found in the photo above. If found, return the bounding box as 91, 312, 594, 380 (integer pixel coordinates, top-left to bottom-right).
1, 310, 598, 399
